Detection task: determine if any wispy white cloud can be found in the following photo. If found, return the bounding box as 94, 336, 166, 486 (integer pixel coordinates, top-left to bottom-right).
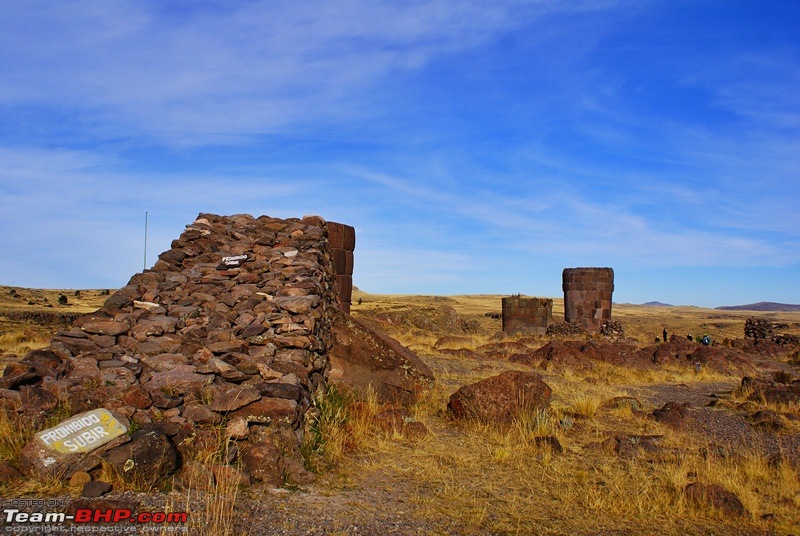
0, 1, 797, 305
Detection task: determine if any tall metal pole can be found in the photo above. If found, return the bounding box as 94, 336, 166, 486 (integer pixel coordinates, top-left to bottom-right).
144, 211, 148, 271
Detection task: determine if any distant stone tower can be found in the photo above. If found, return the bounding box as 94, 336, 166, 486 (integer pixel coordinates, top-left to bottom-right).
501, 296, 552, 335
562, 267, 614, 333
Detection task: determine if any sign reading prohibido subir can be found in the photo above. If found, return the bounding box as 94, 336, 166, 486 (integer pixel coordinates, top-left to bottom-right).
34, 408, 127, 454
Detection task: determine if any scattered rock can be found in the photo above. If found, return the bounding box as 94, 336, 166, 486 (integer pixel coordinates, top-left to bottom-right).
81, 481, 112, 497
101, 427, 178, 486
750, 410, 784, 431
0, 460, 23, 483
651, 401, 691, 429
742, 376, 800, 405
534, 436, 563, 454
329, 309, 434, 406
69, 471, 92, 488
685, 482, 747, 517
448, 370, 551, 424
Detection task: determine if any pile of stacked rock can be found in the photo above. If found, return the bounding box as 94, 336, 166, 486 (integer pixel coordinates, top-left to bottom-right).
600, 320, 625, 338
744, 318, 774, 340
1, 213, 348, 487
545, 322, 588, 337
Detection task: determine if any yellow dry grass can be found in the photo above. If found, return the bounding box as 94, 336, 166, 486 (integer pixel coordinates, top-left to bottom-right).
1, 287, 799, 534
339, 290, 800, 534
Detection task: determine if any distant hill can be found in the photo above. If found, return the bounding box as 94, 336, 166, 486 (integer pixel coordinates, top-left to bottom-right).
641, 301, 673, 307
715, 302, 800, 312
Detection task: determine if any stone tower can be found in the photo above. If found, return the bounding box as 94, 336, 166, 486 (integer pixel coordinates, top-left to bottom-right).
562, 267, 614, 333
501, 296, 552, 335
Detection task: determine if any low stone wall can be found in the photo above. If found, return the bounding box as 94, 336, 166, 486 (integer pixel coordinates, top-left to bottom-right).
501, 296, 552, 335
562, 267, 614, 333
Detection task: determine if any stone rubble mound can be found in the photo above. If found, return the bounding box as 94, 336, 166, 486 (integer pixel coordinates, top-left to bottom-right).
744, 318, 774, 340
2, 213, 346, 487
545, 321, 588, 337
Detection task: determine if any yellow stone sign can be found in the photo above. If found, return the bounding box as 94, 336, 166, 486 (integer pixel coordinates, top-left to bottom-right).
35, 408, 127, 454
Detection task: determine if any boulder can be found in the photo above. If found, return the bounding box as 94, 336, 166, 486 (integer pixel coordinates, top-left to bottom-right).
0, 460, 23, 483
239, 442, 284, 486
685, 482, 746, 517
329, 309, 434, 405
101, 427, 178, 486
448, 370, 552, 424
742, 376, 800, 405
651, 401, 691, 429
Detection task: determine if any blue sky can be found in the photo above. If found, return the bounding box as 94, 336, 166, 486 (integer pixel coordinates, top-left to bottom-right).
1, 1, 798, 308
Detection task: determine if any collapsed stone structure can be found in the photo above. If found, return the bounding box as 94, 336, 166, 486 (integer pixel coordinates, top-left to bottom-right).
501, 296, 552, 335
0, 213, 391, 487
562, 267, 614, 333
744, 318, 774, 340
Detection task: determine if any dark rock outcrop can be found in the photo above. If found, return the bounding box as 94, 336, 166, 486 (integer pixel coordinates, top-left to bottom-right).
448, 370, 551, 424
329, 309, 434, 405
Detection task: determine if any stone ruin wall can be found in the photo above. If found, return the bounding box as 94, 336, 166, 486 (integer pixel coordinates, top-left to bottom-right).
501, 296, 552, 335
562, 267, 614, 333
328, 222, 355, 313
1, 213, 353, 486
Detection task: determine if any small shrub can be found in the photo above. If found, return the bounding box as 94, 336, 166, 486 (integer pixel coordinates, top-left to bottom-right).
57, 295, 67, 305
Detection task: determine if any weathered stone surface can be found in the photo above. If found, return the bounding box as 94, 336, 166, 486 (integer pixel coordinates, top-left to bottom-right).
329, 309, 434, 406
239, 442, 284, 486
81, 321, 129, 336
182, 404, 223, 424
69, 471, 92, 488
144, 365, 211, 395
0, 460, 23, 483
651, 401, 691, 429
19, 440, 83, 479
742, 376, 800, 404
231, 398, 298, 426
685, 483, 746, 517
448, 370, 552, 424
225, 416, 250, 440
101, 427, 178, 485
141, 353, 188, 372
209, 387, 261, 412
121, 385, 152, 409
81, 480, 113, 497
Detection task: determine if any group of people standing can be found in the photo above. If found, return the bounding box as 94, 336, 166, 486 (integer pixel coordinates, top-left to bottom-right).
660, 327, 710, 345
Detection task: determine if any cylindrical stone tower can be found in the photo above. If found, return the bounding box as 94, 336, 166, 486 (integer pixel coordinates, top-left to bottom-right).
562, 267, 614, 333
502, 296, 552, 335
327, 222, 356, 313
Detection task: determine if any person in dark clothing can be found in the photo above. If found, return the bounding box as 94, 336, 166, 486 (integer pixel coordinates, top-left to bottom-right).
701, 334, 711, 345
663, 328, 668, 343
687, 333, 693, 341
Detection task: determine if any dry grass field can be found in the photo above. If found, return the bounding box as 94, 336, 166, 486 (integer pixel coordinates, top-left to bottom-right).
1, 287, 799, 535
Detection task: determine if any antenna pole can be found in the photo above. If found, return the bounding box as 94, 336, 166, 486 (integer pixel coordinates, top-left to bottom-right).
144, 211, 148, 271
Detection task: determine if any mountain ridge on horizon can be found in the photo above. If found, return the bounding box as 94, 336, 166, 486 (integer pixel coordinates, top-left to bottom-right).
715, 302, 800, 312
